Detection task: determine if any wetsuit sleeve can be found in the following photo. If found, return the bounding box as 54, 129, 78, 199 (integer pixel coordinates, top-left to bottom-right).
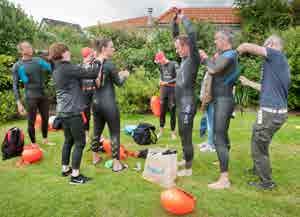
171, 16, 180, 39
205, 55, 233, 75
38, 58, 52, 73
12, 63, 21, 101
66, 63, 99, 79
110, 63, 126, 86
167, 62, 178, 84
181, 16, 200, 65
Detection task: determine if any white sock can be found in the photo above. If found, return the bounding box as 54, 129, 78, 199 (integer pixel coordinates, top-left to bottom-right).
62, 165, 70, 172
71, 169, 79, 177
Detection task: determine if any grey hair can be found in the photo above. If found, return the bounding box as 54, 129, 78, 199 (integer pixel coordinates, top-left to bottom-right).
263, 34, 283, 51
17, 41, 31, 53
216, 30, 234, 45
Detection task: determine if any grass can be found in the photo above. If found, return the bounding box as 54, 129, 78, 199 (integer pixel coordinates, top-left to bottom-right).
0, 112, 299, 217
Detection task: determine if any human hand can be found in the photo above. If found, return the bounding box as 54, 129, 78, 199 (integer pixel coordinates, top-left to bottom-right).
199, 49, 208, 61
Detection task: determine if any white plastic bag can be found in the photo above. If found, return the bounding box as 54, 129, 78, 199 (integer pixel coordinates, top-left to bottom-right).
142, 148, 177, 188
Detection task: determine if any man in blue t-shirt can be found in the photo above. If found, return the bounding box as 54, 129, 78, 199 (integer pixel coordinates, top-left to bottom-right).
237, 35, 291, 190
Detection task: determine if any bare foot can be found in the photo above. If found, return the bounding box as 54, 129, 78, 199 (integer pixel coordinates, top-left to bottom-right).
208, 180, 231, 189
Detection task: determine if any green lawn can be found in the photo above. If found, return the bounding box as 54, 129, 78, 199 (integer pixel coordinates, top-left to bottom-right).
0, 112, 299, 217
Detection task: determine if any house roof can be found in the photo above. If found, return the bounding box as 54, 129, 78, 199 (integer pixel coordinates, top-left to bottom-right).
103, 7, 240, 29
158, 7, 240, 24
102, 16, 150, 29
40, 18, 82, 31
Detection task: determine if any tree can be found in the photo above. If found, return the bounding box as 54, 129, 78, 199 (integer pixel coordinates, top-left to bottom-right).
0, 0, 38, 55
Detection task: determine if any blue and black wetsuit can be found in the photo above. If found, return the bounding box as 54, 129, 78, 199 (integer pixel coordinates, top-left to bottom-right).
204, 49, 239, 173
172, 16, 201, 169
12, 57, 52, 143
92, 59, 127, 160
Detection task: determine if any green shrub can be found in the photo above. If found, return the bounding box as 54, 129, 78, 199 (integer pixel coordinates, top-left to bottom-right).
0, 90, 17, 123
0, 54, 15, 91
116, 66, 159, 113
281, 26, 300, 109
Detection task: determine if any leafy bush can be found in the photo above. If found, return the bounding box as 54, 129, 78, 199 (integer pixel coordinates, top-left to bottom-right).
281, 26, 300, 109
0, 90, 17, 123
116, 66, 159, 113
0, 54, 15, 91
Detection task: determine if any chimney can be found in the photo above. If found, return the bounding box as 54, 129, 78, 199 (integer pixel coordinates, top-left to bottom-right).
147, 8, 153, 26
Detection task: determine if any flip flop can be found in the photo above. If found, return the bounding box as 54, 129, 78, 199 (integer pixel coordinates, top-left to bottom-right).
112, 163, 128, 173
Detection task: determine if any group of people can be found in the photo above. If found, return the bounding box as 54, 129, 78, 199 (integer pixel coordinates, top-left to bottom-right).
154, 8, 290, 190
12, 8, 290, 189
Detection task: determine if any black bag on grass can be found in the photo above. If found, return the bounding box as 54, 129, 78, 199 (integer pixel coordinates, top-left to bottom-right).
2, 127, 24, 160
133, 123, 157, 145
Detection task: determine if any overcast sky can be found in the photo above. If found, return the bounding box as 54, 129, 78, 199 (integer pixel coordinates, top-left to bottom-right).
10, 0, 234, 27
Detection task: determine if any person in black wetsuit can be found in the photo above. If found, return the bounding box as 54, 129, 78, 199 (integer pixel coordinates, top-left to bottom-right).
12, 41, 52, 145
154, 51, 178, 140
171, 8, 201, 177
80, 47, 95, 141
91, 38, 130, 172
49, 42, 99, 184
199, 30, 239, 189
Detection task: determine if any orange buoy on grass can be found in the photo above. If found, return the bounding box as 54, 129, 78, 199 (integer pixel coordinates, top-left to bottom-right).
160, 188, 196, 215
22, 144, 43, 164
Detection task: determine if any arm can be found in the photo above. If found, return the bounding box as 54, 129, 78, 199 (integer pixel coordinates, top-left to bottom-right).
239, 75, 261, 91
181, 15, 200, 64
12, 63, 26, 115
110, 63, 129, 86
237, 43, 267, 57
205, 55, 233, 75
38, 58, 52, 73
65, 62, 100, 79
171, 14, 180, 39
166, 62, 178, 84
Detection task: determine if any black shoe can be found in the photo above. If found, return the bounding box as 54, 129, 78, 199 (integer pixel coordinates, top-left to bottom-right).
69, 174, 92, 185
61, 168, 72, 177
248, 181, 276, 190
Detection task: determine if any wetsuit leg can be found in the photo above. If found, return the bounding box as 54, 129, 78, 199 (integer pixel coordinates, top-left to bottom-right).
168, 87, 176, 131
160, 86, 168, 128
26, 98, 38, 143
93, 110, 106, 141
83, 92, 93, 131
178, 104, 195, 169
213, 97, 234, 172
38, 97, 49, 139
104, 103, 121, 160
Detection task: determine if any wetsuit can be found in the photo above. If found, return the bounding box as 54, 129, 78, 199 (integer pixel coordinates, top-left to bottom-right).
80, 59, 97, 131
204, 50, 239, 173
12, 57, 52, 143
92, 59, 127, 160
52, 61, 99, 170
159, 61, 178, 131
172, 16, 201, 169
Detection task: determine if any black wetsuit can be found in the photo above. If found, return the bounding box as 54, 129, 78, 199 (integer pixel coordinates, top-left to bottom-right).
92, 59, 127, 160
12, 57, 52, 143
80, 61, 97, 131
204, 50, 238, 173
159, 61, 177, 131
172, 16, 201, 169
52, 61, 99, 170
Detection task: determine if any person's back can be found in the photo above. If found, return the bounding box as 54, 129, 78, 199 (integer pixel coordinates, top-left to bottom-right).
260, 48, 290, 109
